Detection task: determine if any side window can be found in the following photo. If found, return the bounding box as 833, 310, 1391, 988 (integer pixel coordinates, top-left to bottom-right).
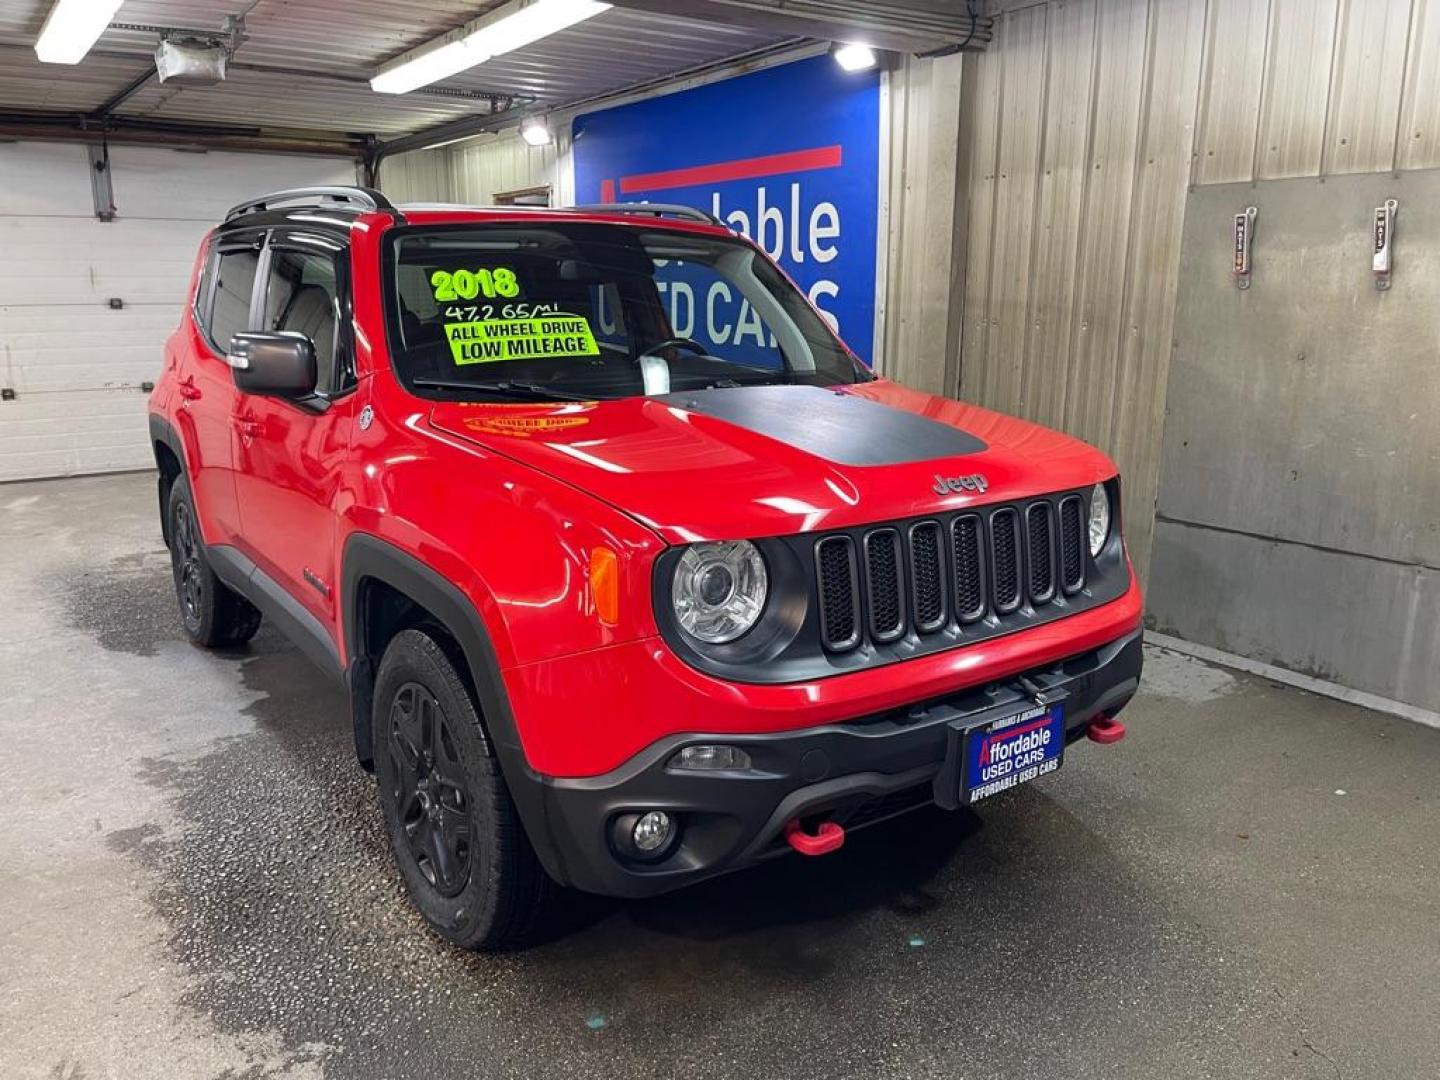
210, 249, 260, 352
265, 247, 348, 394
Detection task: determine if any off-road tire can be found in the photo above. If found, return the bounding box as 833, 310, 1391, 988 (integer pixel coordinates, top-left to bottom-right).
374, 628, 551, 950
167, 476, 262, 648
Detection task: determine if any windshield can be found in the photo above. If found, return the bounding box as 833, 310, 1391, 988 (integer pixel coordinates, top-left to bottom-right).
383, 222, 869, 401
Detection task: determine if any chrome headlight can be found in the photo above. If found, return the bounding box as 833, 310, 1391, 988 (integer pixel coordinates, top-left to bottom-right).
1088, 483, 1112, 556
671, 540, 768, 644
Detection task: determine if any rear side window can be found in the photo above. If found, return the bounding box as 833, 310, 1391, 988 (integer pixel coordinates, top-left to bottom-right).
209, 249, 260, 351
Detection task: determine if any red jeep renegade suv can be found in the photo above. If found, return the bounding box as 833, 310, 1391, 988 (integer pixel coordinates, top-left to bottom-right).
149, 186, 1142, 949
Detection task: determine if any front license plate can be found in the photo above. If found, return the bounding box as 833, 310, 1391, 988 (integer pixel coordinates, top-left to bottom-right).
962, 702, 1065, 805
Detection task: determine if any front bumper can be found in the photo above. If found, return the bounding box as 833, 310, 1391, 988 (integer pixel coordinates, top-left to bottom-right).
530, 627, 1142, 898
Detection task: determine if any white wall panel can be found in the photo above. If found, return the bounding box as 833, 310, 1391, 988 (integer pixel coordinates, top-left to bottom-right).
0, 142, 354, 482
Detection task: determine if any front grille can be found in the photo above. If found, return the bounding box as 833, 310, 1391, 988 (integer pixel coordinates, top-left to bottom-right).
909, 522, 946, 632
951, 515, 986, 622
863, 529, 905, 643
991, 508, 1022, 614
816, 536, 860, 650
1058, 495, 1085, 593
1026, 503, 1055, 604
814, 490, 1086, 653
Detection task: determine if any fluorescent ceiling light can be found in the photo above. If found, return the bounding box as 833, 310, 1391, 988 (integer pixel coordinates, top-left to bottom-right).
418, 132, 487, 152
832, 42, 877, 72
371, 0, 611, 95
477, 0, 611, 57
34, 0, 124, 65
519, 117, 553, 146
372, 40, 485, 95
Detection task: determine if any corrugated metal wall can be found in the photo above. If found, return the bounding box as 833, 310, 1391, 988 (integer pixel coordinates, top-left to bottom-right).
960, 0, 1440, 582
379, 148, 456, 204
381, 131, 574, 207
879, 53, 966, 393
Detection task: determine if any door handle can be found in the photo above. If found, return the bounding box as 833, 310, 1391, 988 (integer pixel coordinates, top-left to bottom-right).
178, 376, 201, 400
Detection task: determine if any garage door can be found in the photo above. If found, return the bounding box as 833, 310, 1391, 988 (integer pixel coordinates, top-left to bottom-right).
0, 142, 355, 482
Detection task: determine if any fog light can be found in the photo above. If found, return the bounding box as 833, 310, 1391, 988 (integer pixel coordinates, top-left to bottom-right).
669, 744, 752, 771
632, 811, 674, 853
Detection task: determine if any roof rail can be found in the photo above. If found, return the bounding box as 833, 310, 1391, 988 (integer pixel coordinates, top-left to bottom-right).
224, 186, 399, 222
570, 202, 723, 226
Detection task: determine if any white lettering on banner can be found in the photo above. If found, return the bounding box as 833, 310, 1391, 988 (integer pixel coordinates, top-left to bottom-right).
657, 280, 697, 339
757, 185, 784, 260
711, 183, 844, 337
808, 281, 840, 332
707, 281, 733, 340
789, 184, 804, 263
810, 202, 839, 263
710, 183, 844, 267
734, 299, 766, 346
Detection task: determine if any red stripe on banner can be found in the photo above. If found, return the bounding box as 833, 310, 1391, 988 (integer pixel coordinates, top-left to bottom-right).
599, 178, 616, 203
618, 145, 843, 194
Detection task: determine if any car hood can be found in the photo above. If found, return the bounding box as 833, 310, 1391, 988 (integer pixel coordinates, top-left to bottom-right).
426, 380, 1118, 544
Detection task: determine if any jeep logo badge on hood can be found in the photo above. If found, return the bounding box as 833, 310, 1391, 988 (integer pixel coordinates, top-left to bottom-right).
933, 473, 989, 495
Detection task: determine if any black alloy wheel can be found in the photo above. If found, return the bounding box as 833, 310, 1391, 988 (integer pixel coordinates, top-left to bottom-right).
172, 498, 204, 628
165, 475, 262, 648
386, 682, 475, 897
371, 628, 552, 950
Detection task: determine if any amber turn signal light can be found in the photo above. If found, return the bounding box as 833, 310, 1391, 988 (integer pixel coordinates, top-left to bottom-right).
589, 546, 620, 626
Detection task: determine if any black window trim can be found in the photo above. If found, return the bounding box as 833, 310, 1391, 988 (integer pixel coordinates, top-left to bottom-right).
195, 228, 266, 362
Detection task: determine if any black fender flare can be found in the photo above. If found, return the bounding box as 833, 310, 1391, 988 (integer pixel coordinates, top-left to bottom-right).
339, 533, 569, 884
148, 414, 186, 545
149, 413, 185, 468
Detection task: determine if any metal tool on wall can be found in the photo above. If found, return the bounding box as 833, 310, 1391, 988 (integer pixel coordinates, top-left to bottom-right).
1373, 199, 1397, 291
1233, 206, 1257, 290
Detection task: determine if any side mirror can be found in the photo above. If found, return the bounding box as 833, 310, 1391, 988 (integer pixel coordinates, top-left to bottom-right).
226, 332, 316, 399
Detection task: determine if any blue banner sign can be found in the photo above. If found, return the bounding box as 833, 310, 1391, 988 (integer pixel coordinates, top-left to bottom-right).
572, 55, 881, 363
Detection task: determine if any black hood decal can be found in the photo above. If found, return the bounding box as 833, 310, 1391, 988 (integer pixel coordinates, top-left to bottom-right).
659, 385, 987, 466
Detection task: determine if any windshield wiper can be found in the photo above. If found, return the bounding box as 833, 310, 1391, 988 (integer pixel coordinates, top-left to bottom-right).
411, 377, 597, 402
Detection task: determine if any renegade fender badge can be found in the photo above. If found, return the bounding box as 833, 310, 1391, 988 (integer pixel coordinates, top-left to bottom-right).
933, 473, 988, 495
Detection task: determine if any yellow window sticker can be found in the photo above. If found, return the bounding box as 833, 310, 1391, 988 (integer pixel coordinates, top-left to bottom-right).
446, 315, 601, 365
431, 266, 520, 302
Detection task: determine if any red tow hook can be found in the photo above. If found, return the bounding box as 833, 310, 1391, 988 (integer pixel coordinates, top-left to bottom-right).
1087, 714, 1127, 745
784, 818, 845, 856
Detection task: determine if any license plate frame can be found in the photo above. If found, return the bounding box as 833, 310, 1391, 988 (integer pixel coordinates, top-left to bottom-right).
933, 695, 1068, 809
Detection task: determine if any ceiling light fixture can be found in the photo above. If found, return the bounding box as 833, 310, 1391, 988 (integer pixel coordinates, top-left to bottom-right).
372, 0, 611, 95
477, 0, 611, 56
371, 39, 484, 95
831, 42, 877, 73
519, 116, 553, 146
34, 0, 125, 64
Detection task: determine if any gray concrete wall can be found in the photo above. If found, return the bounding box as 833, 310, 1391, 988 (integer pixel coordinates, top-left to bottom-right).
1149, 170, 1440, 711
